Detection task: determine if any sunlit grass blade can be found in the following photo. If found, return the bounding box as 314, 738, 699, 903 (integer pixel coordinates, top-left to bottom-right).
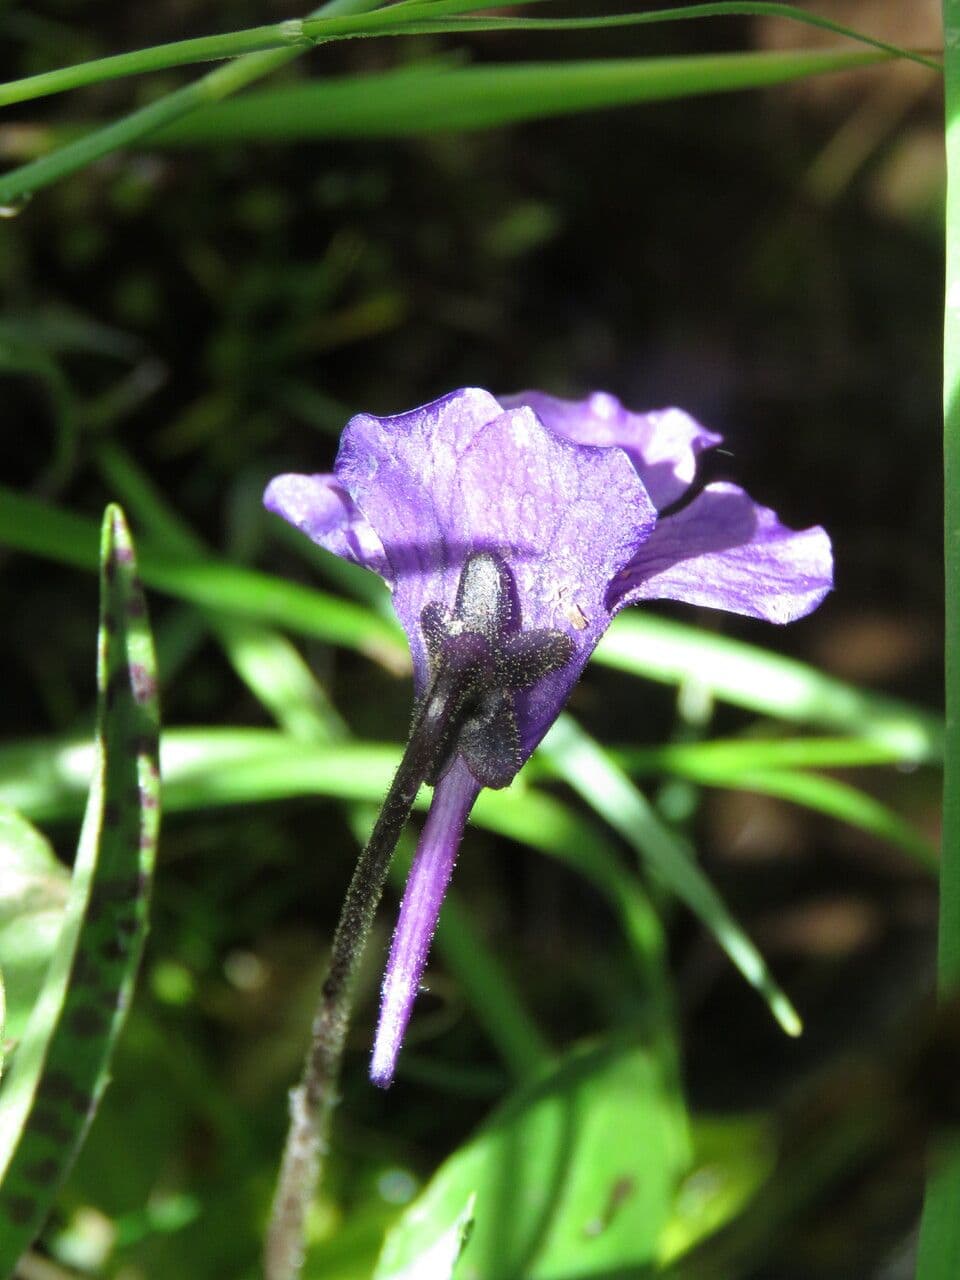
0, 506, 159, 1268
0, 486, 406, 670
540, 714, 802, 1037
536, 735, 937, 868
384, 0, 937, 73
715, 769, 937, 870
0, 729, 664, 991
917, 0, 960, 1272
155, 49, 892, 144
0, 724, 935, 873
597, 613, 943, 762
611, 735, 925, 774
0, 24, 318, 110
376, 0, 939, 67
632, 760, 935, 871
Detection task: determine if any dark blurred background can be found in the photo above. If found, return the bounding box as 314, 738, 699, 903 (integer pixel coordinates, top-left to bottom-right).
0, 2, 947, 1276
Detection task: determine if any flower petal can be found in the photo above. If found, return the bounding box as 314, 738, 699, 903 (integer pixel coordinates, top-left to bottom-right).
263, 472, 388, 577
370, 757, 480, 1088
610, 482, 833, 623
337, 387, 657, 752
501, 390, 721, 509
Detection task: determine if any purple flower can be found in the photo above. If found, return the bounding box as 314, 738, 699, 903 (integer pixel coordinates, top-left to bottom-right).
264, 387, 832, 1086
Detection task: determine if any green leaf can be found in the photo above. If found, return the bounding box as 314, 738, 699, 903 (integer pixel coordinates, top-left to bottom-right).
374, 1193, 475, 1280
375, 1038, 690, 1280
156, 48, 892, 143
0, 505, 160, 1271
541, 715, 802, 1037
658, 1114, 776, 1265
0, 810, 69, 1049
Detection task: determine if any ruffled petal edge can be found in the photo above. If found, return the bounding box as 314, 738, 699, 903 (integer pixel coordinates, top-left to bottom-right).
609, 482, 833, 624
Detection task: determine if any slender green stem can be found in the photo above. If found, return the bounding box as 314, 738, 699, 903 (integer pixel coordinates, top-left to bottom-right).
0, 22, 315, 109
916, 5, 960, 1278
938, 0, 960, 1000
0, 1, 938, 113
264, 754, 422, 1280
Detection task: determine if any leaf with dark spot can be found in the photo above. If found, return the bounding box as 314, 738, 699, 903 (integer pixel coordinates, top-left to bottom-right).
0, 504, 160, 1270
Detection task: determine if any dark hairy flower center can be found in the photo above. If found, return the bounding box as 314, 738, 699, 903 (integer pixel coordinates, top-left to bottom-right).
418, 551, 574, 789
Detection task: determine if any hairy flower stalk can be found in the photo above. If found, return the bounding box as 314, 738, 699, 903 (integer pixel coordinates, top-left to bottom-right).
264, 386, 833, 1272
265, 549, 571, 1276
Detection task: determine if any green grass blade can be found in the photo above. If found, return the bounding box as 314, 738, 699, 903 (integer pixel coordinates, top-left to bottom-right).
154, 49, 892, 143
0, 723, 935, 873
593, 739, 938, 869
382, 0, 937, 73
610, 735, 924, 774
0, 486, 406, 669
329, 9, 937, 70
0, 729, 664, 988
717, 770, 937, 870
636, 760, 936, 870
540, 715, 802, 1037
0, 506, 160, 1268
0, 23, 317, 109
597, 613, 943, 762
917, 0, 960, 1273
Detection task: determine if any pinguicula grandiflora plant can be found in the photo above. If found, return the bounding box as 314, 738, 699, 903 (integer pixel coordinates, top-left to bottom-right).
262, 385, 833, 1270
